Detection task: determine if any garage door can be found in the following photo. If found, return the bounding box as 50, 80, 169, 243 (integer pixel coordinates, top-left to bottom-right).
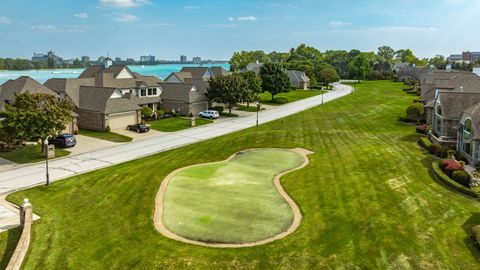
190, 103, 208, 116
108, 112, 137, 130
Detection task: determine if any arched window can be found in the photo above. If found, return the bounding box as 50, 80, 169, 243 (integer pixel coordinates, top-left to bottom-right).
464, 118, 472, 133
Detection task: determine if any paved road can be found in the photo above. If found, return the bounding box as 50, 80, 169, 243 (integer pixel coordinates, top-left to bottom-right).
0, 83, 352, 195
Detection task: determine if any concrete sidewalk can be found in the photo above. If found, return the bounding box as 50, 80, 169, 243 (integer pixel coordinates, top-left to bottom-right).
0, 83, 352, 196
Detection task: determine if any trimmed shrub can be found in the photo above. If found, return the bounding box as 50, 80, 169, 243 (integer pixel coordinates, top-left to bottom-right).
452, 170, 471, 187
432, 162, 478, 198
472, 225, 480, 249
416, 124, 428, 134
406, 103, 424, 121
441, 159, 464, 177
455, 151, 469, 163
141, 106, 154, 118
273, 97, 288, 104
209, 106, 224, 113
105, 125, 111, 132
428, 143, 442, 155
418, 137, 432, 150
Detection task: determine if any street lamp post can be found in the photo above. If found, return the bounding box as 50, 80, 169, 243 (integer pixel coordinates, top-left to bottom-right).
321, 88, 324, 105
43, 138, 50, 186
256, 102, 261, 127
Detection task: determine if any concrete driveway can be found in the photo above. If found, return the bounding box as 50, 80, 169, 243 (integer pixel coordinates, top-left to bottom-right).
112, 128, 164, 141
65, 135, 119, 156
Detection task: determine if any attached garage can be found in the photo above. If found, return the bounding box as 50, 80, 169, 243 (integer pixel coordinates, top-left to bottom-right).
190, 102, 208, 116
108, 112, 137, 130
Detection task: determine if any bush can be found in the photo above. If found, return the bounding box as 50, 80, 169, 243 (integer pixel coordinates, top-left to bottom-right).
455, 151, 469, 163
472, 225, 480, 249
432, 162, 478, 198
428, 143, 444, 156
406, 103, 424, 120
141, 106, 154, 118
452, 170, 471, 187
105, 125, 111, 132
416, 124, 428, 134
156, 110, 165, 116
272, 97, 288, 104
441, 159, 464, 177
369, 70, 384, 80
418, 137, 432, 149
209, 106, 224, 113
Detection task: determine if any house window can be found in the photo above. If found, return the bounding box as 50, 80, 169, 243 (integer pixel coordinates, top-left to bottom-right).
435, 104, 442, 116
140, 89, 146, 96
461, 118, 473, 157
152, 88, 157, 95
148, 88, 153, 95
129, 90, 133, 94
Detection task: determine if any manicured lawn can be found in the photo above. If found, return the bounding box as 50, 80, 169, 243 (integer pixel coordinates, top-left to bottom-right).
236, 105, 265, 112
0, 144, 70, 164
148, 117, 213, 132
5, 80, 480, 269
163, 149, 304, 244
258, 89, 322, 105
0, 227, 21, 269
79, 129, 132, 143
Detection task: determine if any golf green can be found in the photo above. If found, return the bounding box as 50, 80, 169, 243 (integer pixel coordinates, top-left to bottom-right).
158, 148, 309, 245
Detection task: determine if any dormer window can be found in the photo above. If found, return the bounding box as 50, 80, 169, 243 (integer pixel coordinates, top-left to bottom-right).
140, 89, 146, 97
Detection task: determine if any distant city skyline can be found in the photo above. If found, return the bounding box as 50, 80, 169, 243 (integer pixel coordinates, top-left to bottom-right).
0, 0, 480, 59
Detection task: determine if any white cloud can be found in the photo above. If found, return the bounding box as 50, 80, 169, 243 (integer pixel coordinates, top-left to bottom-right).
74, 12, 89, 19
0, 16, 11, 24
99, 0, 150, 8
113, 14, 138, 22
228, 16, 257, 22
30, 25, 87, 32
329, 21, 351, 28
237, 16, 257, 21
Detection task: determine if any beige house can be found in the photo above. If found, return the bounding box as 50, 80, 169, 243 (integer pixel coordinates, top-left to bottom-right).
158, 82, 208, 116
0, 76, 78, 134
45, 59, 162, 131
287, 70, 310, 90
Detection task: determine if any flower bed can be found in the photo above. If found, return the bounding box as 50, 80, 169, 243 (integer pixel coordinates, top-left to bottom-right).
431, 161, 479, 198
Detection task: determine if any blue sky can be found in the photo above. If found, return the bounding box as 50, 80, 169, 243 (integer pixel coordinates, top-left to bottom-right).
0, 0, 479, 60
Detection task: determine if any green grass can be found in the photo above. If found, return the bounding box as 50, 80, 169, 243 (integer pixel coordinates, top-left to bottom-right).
0, 144, 70, 164
236, 105, 265, 112
258, 89, 322, 105
0, 227, 22, 269
163, 149, 304, 243
148, 117, 213, 132
79, 129, 132, 143
219, 112, 239, 117
5, 80, 480, 269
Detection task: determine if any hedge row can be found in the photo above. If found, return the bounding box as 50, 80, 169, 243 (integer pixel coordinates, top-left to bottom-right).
431, 161, 479, 198
418, 137, 432, 150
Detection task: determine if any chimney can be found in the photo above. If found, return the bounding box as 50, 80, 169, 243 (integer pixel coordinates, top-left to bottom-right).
104, 56, 112, 68
460, 86, 464, 92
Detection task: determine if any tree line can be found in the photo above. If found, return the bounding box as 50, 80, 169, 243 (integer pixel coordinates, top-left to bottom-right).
0, 57, 90, 70
229, 44, 462, 82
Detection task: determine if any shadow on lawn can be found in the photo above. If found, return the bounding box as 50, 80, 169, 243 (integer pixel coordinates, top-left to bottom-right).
398, 133, 421, 143
0, 227, 22, 269
462, 213, 480, 262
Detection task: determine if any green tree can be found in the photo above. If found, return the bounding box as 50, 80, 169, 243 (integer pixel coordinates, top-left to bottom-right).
429, 55, 447, 69
377, 46, 395, 62
406, 103, 424, 122
141, 106, 154, 118
316, 64, 339, 88
229, 50, 269, 71
239, 71, 262, 107
206, 74, 246, 114
348, 55, 372, 80
0, 93, 74, 143
259, 62, 291, 101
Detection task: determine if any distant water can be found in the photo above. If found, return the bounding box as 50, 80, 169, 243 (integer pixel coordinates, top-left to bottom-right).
0, 63, 230, 85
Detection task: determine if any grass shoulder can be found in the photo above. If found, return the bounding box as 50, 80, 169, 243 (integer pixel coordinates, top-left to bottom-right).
148, 117, 213, 132
0, 144, 70, 164
79, 129, 132, 143
258, 89, 322, 105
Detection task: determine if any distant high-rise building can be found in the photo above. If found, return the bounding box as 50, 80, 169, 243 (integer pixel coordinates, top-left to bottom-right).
126, 58, 135, 64
140, 55, 155, 63
180, 55, 187, 63
81, 56, 90, 63
192, 56, 202, 64
115, 57, 121, 62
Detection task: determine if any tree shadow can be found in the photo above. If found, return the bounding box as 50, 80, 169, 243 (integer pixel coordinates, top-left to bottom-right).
0, 227, 22, 269
398, 133, 421, 142
462, 213, 480, 262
